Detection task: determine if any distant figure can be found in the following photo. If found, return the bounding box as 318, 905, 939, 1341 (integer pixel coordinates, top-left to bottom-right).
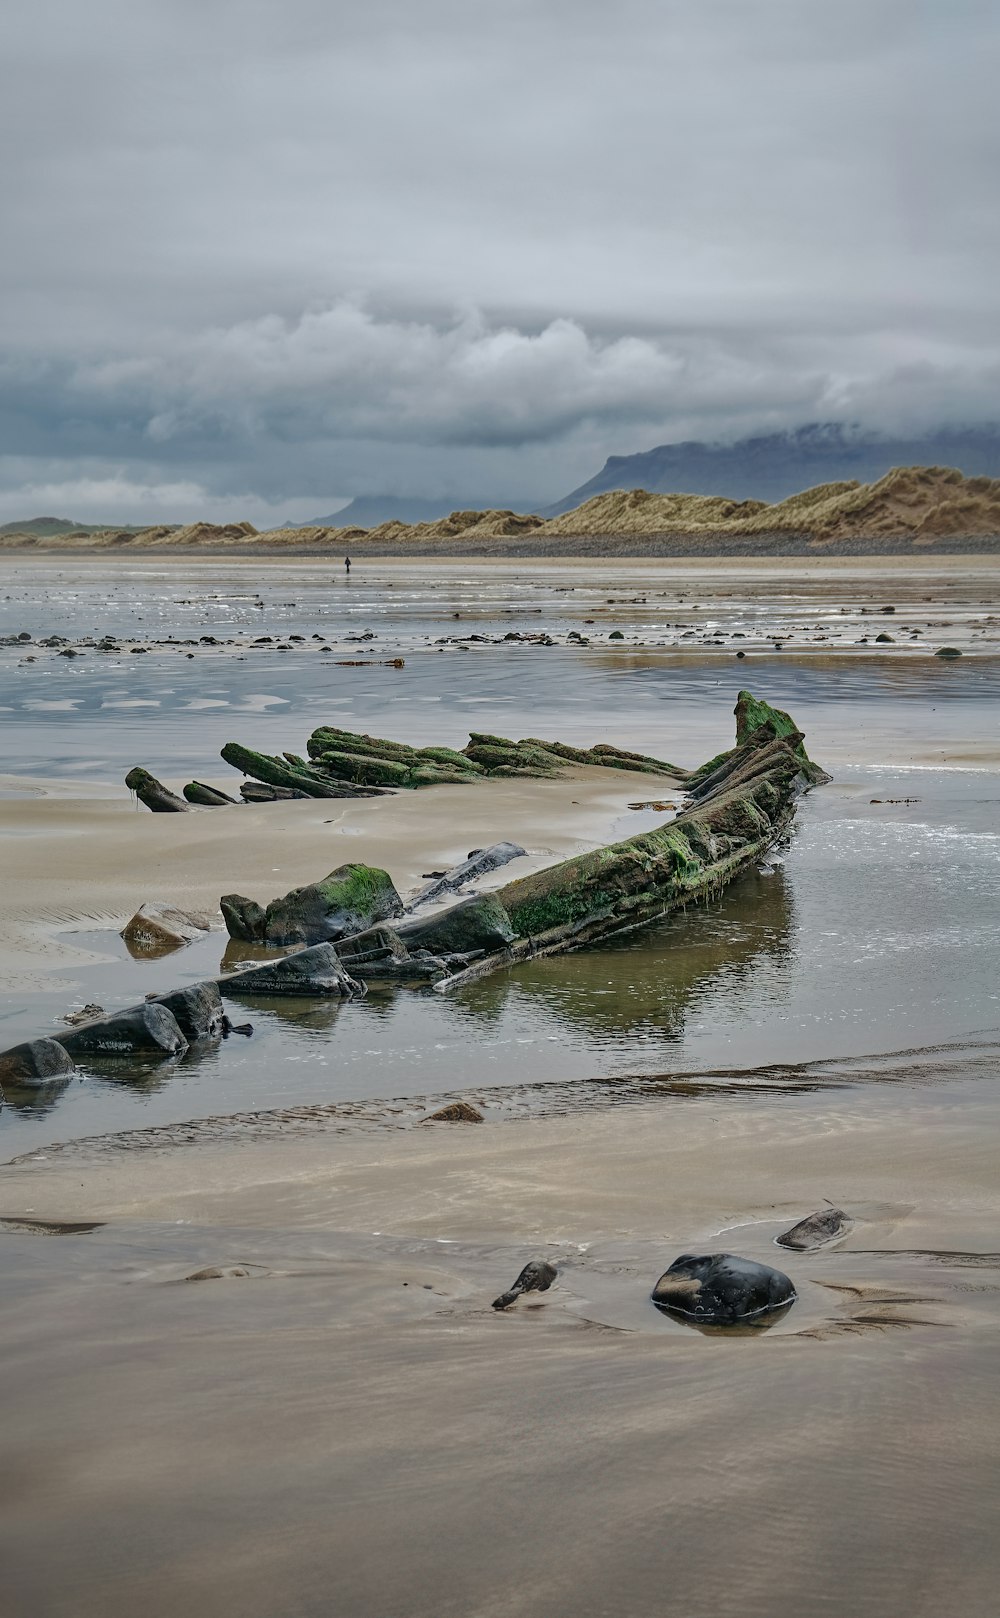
344, 555, 352, 573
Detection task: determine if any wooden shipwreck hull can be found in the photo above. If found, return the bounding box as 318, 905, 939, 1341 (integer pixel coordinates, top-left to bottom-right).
427, 694, 829, 993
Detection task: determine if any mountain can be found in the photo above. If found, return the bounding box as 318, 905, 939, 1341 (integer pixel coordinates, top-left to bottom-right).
297, 495, 537, 529
544, 424, 1000, 514
0, 515, 93, 536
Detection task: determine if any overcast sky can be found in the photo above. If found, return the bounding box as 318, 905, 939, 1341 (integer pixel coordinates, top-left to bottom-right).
2, 0, 997, 523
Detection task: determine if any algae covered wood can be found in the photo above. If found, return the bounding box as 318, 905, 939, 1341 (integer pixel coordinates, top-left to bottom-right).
432, 691, 827, 992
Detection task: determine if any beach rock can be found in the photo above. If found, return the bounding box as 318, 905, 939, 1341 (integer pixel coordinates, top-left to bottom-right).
492, 1260, 558, 1311
125, 766, 190, 813
396, 893, 516, 955
121, 902, 212, 956
427, 1101, 484, 1123
220, 943, 366, 999
257, 864, 404, 947
0, 1038, 76, 1087
651, 1253, 796, 1324
57, 1003, 188, 1060
151, 981, 225, 1043
409, 841, 527, 907
776, 1208, 852, 1250
935, 646, 963, 658
220, 893, 267, 943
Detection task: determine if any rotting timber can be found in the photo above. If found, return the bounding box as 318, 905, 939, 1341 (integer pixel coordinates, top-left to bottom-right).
426, 692, 830, 992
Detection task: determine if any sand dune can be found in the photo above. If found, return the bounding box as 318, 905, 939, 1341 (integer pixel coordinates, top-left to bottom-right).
3, 466, 1000, 550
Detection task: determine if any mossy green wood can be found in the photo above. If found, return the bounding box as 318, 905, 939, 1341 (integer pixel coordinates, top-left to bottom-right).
221, 741, 359, 798
497, 763, 799, 941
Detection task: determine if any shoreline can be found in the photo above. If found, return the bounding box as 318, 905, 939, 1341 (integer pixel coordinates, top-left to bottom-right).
4, 540, 1000, 562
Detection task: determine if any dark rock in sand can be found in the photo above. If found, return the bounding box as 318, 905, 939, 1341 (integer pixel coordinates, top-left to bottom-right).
396, 893, 515, 956
121, 902, 211, 956
0, 1038, 76, 1088
220, 894, 267, 943
651, 1253, 796, 1324
427, 1101, 484, 1123
935, 646, 963, 658
776, 1207, 852, 1250
220, 942, 366, 999
57, 1003, 188, 1060
151, 981, 225, 1043
492, 1260, 558, 1310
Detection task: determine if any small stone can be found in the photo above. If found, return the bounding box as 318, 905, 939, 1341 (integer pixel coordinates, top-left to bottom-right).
427, 1101, 483, 1123
121, 902, 212, 956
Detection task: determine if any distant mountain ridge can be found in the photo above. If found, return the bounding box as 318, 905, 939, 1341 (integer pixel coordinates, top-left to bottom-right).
298, 494, 537, 529
543, 424, 1000, 514
0, 515, 117, 537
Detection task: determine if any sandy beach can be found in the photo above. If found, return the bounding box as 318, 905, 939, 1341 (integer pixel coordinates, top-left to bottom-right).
1, 557, 999, 1616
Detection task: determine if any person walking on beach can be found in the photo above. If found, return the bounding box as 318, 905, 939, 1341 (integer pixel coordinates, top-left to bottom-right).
344, 555, 351, 573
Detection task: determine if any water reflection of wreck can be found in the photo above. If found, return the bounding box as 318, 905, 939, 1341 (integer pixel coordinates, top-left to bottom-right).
452, 863, 794, 1045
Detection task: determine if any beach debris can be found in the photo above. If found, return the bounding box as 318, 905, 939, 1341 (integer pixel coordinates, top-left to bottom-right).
121, 902, 212, 957
651, 1254, 796, 1324
128, 725, 688, 811
396, 894, 516, 957
220, 741, 387, 800
628, 800, 676, 811
0, 1037, 76, 1088
427, 1101, 484, 1123
125, 766, 189, 813
427, 693, 828, 993
221, 1016, 254, 1037
408, 841, 527, 907
219, 943, 366, 999
492, 1260, 558, 1310
306, 725, 682, 789
185, 1266, 255, 1281
332, 926, 478, 984
221, 863, 404, 947
220, 895, 267, 942
776, 1208, 853, 1250
57, 1002, 188, 1060
150, 981, 226, 1044
182, 781, 237, 806
239, 782, 309, 802
61, 1003, 105, 1026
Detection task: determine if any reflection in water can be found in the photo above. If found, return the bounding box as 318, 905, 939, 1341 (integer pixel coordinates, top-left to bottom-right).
652, 1299, 796, 1336
3, 766, 1000, 1154
461, 865, 794, 1042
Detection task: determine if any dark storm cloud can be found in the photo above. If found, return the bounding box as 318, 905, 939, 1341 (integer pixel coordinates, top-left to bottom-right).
1, 0, 998, 521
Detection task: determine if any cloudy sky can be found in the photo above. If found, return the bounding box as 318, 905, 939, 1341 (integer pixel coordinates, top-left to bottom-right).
2, 0, 997, 523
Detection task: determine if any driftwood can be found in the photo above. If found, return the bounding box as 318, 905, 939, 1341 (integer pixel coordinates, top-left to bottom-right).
183, 780, 236, 806
125, 767, 189, 813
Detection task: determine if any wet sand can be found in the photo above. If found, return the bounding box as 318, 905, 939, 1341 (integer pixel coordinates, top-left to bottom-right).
1, 1074, 998, 1618
0, 767, 669, 992
2, 557, 999, 1615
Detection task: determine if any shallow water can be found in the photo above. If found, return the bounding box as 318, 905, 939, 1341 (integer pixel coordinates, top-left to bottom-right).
3, 765, 999, 1155
2, 560, 1000, 1618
